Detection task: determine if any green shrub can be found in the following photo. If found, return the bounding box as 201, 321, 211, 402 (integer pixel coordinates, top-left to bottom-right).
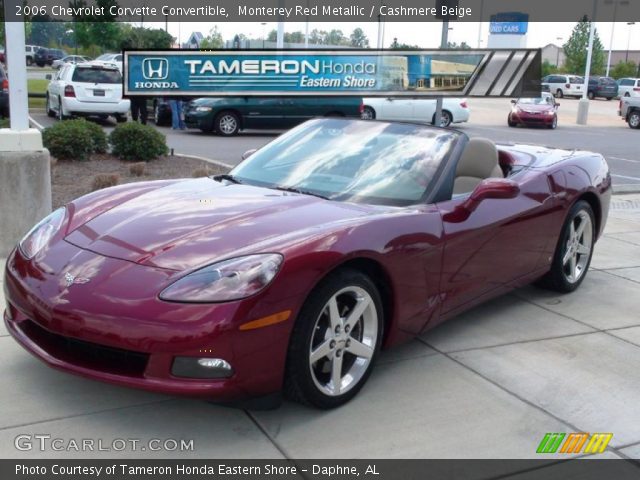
83, 120, 108, 154
42, 119, 107, 161
109, 122, 168, 161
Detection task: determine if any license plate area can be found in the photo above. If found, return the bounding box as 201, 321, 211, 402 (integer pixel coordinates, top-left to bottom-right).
93, 89, 105, 97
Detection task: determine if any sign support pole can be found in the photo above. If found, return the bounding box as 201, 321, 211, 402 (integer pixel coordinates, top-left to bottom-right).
434, 20, 450, 127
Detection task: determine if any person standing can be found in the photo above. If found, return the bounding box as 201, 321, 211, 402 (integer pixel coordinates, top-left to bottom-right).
130, 96, 148, 125
168, 97, 186, 130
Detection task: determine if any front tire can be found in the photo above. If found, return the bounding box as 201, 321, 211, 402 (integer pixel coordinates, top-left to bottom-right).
284, 269, 384, 409
588, 91, 595, 100
215, 111, 240, 136
115, 114, 127, 123
628, 111, 640, 129
538, 200, 595, 293
508, 115, 517, 127
57, 97, 66, 121
549, 115, 558, 129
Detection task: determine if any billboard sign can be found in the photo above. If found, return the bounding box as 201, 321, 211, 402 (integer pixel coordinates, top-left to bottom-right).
124, 49, 541, 98
489, 12, 529, 35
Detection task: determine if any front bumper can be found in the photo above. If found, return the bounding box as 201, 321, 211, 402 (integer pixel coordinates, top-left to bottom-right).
510, 111, 555, 125
184, 111, 214, 130
3, 242, 293, 402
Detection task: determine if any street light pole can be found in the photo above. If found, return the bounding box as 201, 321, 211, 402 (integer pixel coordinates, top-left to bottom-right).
434, 21, 450, 127
556, 37, 563, 67
577, 1, 598, 125
626, 22, 636, 62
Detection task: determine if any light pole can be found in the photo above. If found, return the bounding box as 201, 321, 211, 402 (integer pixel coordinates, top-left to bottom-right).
577, 1, 598, 125
626, 22, 636, 62
261, 22, 267, 48
605, 0, 630, 76
556, 37, 563, 68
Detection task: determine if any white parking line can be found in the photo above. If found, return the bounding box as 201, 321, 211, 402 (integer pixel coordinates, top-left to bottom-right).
611, 174, 640, 182
609, 156, 640, 164
28, 116, 44, 131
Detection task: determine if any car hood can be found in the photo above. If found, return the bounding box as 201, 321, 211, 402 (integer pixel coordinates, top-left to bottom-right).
65, 178, 379, 271
516, 104, 553, 112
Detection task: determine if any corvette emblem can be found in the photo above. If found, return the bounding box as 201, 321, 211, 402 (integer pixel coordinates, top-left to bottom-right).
63, 272, 89, 287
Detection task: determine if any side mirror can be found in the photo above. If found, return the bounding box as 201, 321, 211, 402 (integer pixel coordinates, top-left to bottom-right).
386, 97, 394, 102
241, 149, 257, 160
555, 102, 560, 108
443, 179, 520, 223
45, 74, 52, 80
510, 99, 516, 104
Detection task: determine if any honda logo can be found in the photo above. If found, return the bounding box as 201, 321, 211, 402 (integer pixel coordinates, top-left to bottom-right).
142, 58, 169, 80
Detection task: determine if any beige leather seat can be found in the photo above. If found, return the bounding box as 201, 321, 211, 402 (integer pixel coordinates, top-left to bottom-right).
453, 138, 503, 194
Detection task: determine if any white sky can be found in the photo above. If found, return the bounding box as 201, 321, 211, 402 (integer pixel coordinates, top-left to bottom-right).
145, 21, 640, 51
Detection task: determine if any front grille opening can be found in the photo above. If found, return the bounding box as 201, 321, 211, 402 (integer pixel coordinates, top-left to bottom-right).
19, 320, 149, 377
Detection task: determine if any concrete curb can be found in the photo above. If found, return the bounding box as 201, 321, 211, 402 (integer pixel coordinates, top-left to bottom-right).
613, 185, 640, 194
173, 153, 234, 170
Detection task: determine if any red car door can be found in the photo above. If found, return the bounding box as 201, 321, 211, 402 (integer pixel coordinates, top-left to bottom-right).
433, 172, 555, 320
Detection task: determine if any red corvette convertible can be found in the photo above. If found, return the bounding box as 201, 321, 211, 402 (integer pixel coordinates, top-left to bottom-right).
4, 119, 611, 409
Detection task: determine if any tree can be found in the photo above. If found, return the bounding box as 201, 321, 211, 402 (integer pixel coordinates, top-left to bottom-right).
326, 29, 348, 46
390, 38, 419, 50
542, 59, 560, 77
200, 26, 223, 49
118, 25, 174, 50
446, 41, 471, 50
610, 61, 638, 79
563, 19, 605, 76
350, 28, 369, 48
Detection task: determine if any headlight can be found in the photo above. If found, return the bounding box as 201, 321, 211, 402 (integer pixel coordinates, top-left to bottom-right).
19, 207, 65, 259
546, 110, 555, 115
195, 106, 212, 112
159, 254, 283, 302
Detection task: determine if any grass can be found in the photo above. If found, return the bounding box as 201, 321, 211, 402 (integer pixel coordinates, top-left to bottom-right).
28, 78, 48, 110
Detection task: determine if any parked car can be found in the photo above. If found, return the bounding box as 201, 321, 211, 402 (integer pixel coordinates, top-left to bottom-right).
508, 92, 559, 129
25, 45, 40, 66
52, 55, 92, 69
541, 74, 584, 98
0, 63, 8, 117
45, 63, 129, 122
3, 118, 611, 408
184, 97, 364, 135
91, 53, 123, 72
587, 76, 618, 100
616, 78, 640, 98
35, 48, 66, 67
362, 97, 470, 127
618, 96, 640, 129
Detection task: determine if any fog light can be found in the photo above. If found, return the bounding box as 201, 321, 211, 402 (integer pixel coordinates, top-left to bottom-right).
171, 356, 233, 379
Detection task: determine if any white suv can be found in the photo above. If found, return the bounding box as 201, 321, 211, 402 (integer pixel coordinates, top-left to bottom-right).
541, 74, 584, 98
45, 63, 130, 122
25, 45, 39, 66
617, 78, 640, 98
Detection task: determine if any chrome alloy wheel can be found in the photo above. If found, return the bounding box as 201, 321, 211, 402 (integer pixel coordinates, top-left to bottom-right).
218, 114, 238, 134
562, 210, 593, 284
309, 286, 378, 397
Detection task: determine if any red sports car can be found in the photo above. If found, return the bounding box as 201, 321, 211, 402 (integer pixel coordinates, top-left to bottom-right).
4, 119, 611, 409
508, 92, 559, 129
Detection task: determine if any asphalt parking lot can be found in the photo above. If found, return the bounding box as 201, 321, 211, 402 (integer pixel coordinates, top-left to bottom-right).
1, 194, 640, 464
29, 96, 640, 191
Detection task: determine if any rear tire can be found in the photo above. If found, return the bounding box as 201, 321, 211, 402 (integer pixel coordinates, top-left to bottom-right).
284, 269, 383, 409
115, 114, 127, 123
215, 111, 240, 136
555, 89, 563, 99
624, 92, 631, 97
46, 95, 55, 118
433, 110, 452, 127
361, 106, 376, 120
57, 97, 66, 121
588, 91, 595, 100
537, 200, 595, 293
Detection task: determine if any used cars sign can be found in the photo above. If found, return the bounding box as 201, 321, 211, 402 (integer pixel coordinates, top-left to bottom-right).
124, 49, 541, 97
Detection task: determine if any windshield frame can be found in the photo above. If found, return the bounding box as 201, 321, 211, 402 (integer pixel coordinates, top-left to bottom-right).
230, 118, 464, 208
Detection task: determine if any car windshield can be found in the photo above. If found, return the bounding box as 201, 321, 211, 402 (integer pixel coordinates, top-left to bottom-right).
518, 97, 554, 105
231, 119, 459, 206
72, 67, 121, 84
95, 54, 115, 61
